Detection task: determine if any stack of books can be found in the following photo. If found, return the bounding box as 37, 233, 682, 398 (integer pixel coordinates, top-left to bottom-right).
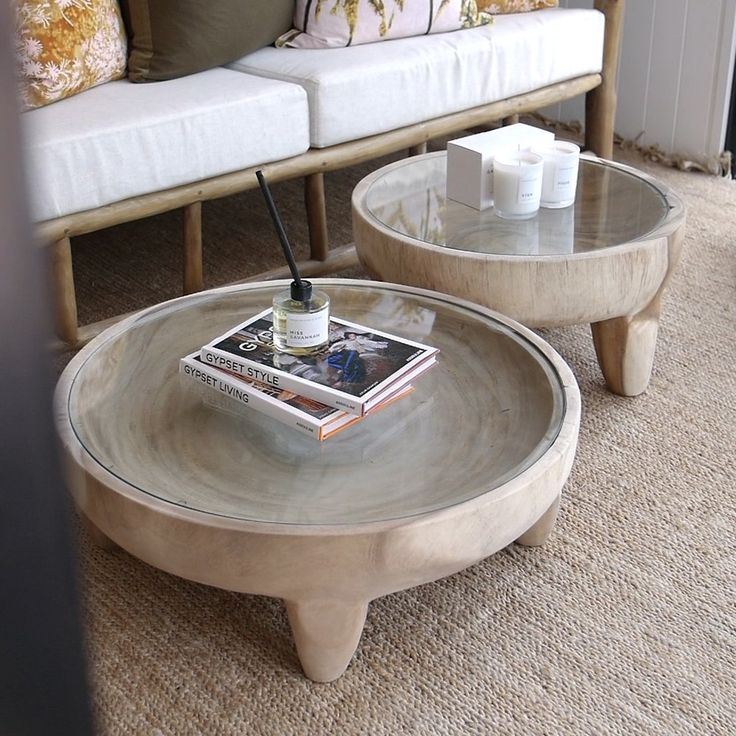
180, 307, 439, 441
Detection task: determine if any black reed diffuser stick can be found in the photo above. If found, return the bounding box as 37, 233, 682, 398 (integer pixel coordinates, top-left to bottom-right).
256, 171, 330, 353
256, 169, 304, 290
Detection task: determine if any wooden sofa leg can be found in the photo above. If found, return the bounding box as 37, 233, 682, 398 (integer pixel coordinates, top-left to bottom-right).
408, 142, 428, 157
52, 236, 79, 347
183, 201, 203, 294
585, 0, 625, 158
305, 173, 329, 262
503, 114, 520, 126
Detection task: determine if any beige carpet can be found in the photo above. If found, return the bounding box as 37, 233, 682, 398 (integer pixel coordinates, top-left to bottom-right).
57, 142, 735, 735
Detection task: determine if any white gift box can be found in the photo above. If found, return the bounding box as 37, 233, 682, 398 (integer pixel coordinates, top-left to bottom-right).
446, 124, 555, 210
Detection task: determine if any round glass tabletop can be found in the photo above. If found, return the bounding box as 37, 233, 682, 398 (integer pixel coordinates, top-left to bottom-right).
63, 281, 571, 526
363, 152, 680, 256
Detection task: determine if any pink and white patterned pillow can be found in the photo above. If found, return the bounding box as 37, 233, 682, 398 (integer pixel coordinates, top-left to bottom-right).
276, 0, 493, 49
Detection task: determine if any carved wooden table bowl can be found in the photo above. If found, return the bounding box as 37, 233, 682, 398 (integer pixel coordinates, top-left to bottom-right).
353, 153, 686, 396
55, 280, 580, 681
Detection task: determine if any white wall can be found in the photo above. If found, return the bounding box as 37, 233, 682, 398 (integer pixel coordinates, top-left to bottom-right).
544, 0, 736, 159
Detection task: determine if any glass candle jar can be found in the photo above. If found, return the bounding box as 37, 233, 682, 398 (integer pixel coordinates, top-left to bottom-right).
492, 151, 544, 220
272, 280, 330, 356
532, 140, 581, 209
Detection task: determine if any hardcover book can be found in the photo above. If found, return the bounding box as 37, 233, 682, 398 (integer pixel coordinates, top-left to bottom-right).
199, 308, 439, 416
180, 353, 414, 441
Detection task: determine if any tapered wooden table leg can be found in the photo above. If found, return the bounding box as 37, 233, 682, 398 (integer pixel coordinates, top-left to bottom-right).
591, 294, 662, 397
515, 495, 560, 547
285, 598, 369, 682
592, 223, 685, 396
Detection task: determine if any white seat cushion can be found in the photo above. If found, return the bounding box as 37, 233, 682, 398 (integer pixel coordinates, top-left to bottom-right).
23, 68, 310, 222
229, 8, 604, 148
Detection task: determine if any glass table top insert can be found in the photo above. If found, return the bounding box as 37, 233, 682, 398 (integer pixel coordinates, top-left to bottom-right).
66, 282, 568, 526
363, 152, 679, 256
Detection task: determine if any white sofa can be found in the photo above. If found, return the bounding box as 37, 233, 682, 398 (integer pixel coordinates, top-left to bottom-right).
24, 3, 623, 347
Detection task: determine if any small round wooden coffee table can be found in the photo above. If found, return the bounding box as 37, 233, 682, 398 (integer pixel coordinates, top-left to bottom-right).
352, 152, 686, 396
55, 280, 579, 681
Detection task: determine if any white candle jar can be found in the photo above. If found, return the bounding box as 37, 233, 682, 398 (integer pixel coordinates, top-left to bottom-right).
492, 151, 544, 220
532, 141, 581, 209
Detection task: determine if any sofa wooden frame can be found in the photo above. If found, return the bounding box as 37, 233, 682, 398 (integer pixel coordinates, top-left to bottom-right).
38, 0, 624, 348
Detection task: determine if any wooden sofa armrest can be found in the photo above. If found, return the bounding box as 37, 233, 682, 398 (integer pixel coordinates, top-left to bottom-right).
585, 0, 625, 158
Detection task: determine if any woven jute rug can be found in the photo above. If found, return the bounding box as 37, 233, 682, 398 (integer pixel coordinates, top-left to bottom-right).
57, 141, 735, 735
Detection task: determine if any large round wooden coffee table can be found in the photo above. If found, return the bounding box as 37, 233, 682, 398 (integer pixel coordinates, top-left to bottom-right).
352, 152, 686, 396
55, 280, 579, 682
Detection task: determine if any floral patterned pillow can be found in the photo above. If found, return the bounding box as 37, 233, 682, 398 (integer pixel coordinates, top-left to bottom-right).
14, 0, 127, 112
276, 0, 494, 49
477, 0, 558, 12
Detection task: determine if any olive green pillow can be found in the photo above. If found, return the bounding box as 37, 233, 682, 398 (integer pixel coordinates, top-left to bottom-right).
122, 0, 295, 82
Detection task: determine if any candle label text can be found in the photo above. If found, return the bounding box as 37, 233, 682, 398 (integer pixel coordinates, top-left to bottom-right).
517, 176, 539, 205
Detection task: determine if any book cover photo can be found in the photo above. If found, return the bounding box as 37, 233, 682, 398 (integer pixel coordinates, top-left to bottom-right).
200, 309, 438, 415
